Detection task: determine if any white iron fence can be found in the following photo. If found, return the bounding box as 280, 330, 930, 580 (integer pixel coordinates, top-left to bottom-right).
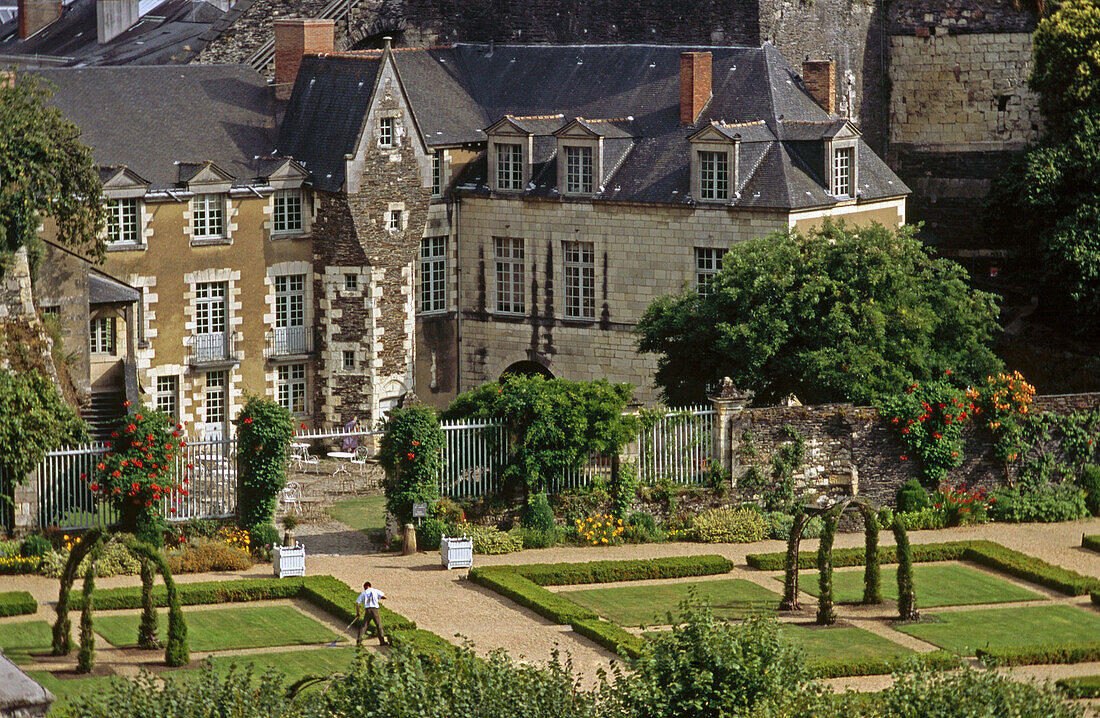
440, 420, 507, 497
639, 406, 716, 485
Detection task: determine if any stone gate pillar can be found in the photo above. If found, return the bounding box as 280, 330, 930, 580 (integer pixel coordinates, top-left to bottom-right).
11, 468, 39, 537
709, 378, 753, 480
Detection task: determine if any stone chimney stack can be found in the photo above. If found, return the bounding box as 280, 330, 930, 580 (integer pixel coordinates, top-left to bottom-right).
802, 60, 836, 115
680, 51, 712, 125
16, 0, 61, 40
96, 0, 140, 44
274, 18, 335, 102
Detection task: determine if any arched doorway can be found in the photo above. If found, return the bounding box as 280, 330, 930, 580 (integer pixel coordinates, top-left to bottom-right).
500, 361, 553, 380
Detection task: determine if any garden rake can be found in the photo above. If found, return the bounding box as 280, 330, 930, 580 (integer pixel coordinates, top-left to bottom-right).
327, 619, 355, 647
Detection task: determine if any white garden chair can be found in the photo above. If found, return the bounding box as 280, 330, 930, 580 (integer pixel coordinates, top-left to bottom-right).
281, 481, 302, 515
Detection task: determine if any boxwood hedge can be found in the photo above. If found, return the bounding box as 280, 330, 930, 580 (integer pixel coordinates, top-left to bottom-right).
571, 618, 646, 659
808, 650, 959, 678
0, 590, 37, 617
977, 641, 1100, 667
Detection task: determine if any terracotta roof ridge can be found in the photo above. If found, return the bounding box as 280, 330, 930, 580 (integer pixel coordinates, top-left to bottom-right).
779, 119, 838, 124
506, 113, 566, 121
578, 116, 634, 123
713, 120, 766, 128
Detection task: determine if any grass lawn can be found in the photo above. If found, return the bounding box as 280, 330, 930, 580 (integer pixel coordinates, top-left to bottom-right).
779, 564, 1044, 608
780, 624, 913, 663
94, 605, 341, 652
567, 579, 780, 627
327, 495, 386, 535
896, 604, 1100, 655
0, 620, 54, 663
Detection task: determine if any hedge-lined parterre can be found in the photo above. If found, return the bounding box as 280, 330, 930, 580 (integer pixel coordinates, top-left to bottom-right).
809, 650, 959, 678
0, 591, 37, 618
570, 618, 646, 659
977, 641, 1100, 667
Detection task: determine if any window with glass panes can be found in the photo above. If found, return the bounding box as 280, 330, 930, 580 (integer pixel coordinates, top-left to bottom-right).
699, 151, 728, 200
420, 237, 446, 313
695, 248, 723, 296
155, 375, 178, 418
277, 363, 307, 414
343, 350, 356, 371
107, 198, 140, 244
563, 241, 595, 319
205, 371, 226, 424
89, 316, 116, 354
431, 151, 442, 196
494, 237, 525, 314
379, 117, 394, 146
495, 143, 523, 190
344, 273, 358, 291
388, 210, 401, 231
272, 189, 303, 233
275, 275, 305, 329
565, 146, 593, 193
833, 146, 853, 197
195, 282, 227, 336
192, 194, 225, 238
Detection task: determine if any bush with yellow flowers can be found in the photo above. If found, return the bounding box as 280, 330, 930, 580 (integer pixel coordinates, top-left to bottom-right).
976, 371, 1036, 463
575, 514, 624, 546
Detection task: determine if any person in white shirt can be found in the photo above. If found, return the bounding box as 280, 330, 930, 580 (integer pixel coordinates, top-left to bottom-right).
354, 580, 387, 646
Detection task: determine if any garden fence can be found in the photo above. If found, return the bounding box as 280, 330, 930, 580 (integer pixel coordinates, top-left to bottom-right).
638, 406, 716, 485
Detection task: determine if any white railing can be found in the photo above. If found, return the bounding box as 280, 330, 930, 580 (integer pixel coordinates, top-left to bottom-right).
638, 406, 716, 484
440, 420, 507, 498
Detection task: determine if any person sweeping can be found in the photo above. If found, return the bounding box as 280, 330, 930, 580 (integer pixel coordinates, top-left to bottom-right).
354, 581, 388, 646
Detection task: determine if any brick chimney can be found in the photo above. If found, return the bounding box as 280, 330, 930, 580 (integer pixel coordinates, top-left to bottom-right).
274, 18, 335, 101
17, 0, 61, 40
680, 51, 712, 125
97, 0, 140, 44
802, 60, 836, 115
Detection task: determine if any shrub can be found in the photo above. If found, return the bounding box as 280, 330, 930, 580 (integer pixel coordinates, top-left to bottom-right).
625, 512, 660, 543
809, 650, 959, 678
977, 641, 1100, 667
571, 618, 645, 659
977, 370, 1036, 463
880, 379, 972, 483
466, 569, 597, 624
248, 523, 279, 554
379, 405, 444, 524
1085, 535, 1100, 554
515, 555, 734, 587
165, 538, 252, 573
0, 590, 37, 617
19, 534, 51, 557
765, 512, 824, 540
816, 511, 837, 625
1057, 676, 1100, 699
236, 397, 294, 531
415, 517, 447, 550
575, 514, 625, 545
895, 478, 931, 513
0, 555, 40, 574
989, 483, 1089, 523
463, 524, 523, 554
39, 540, 142, 578
521, 493, 555, 531
692, 507, 766, 543
1081, 464, 1100, 515
881, 663, 1081, 718
0, 370, 87, 485
896, 507, 947, 531
516, 527, 560, 549
936, 483, 992, 525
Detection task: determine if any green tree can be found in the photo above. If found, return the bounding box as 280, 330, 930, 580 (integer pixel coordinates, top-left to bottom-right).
0, 74, 104, 269
0, 369, 86, 484
1030, 0, 1100, 131
636, 221, 1002, 405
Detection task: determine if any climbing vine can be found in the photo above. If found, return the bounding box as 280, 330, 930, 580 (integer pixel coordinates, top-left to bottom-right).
816, 510, 838, 625
780, 508, 809, 611
893, 517, 919, 621
236, 397, 295, 531
862, 505, 882, 604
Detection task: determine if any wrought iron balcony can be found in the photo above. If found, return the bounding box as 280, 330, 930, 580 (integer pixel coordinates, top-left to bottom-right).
189, 331, 237, 366
267, 326, 314, 358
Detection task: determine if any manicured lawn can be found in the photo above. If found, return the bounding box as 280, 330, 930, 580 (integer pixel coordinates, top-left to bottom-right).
896, 604, 1100, 656
778, 564, 1045, 607
567, 579, 780, 626
0, 620, 53, 663
327, 495, 386, 535
780, 624, 913, 662
93, 605, 342, 652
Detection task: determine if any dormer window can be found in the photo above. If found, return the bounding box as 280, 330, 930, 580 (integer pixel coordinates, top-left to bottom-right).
379, 117, 395, 147
698, 151, 729, 201
107, 198, 140, 244
192, 193, 225, 239
833, 146, 853, 198
496, 143, 523, 191
273, 189, 303, 234
565, 146, 594, 194
431, 150, 442, 196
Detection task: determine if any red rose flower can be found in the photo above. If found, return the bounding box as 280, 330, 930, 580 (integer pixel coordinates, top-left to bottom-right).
169, 507, 177, 514
96, 462, 106, 470
135, 414, 143, 420
89, 484, 99, 492
112, 470, 122, 478
80, 473, 87, 480
123, 400, 131, 407
407, 452, 416, 460
244, 417, 253, 424
900, 455, 907, 461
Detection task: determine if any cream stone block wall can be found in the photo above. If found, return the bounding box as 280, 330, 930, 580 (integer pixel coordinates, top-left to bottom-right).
890, 32, 1041, 149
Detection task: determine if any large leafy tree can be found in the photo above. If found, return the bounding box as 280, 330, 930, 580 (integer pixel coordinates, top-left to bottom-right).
636, 221, 1003, 405
1030, 0, 1100, 132
0, 73, 104, 268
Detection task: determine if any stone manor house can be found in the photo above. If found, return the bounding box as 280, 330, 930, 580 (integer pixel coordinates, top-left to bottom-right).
29, 19, 908, 435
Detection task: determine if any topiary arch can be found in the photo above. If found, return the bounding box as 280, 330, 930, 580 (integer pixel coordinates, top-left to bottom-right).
52, 531, 188, 670
780, 498, 884, 618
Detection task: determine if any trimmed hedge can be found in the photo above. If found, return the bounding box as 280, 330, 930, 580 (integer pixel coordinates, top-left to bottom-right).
503, 555, 735, 586
69, 575, 415, 632
1056, 676, 1100, 699
571, 618, 646, 660
0, 590, 37, 617
977, 641, 1100, 667
748, 540, 1100, 596
1083, 534, 1100, 554
468, 569, 598, 624
809, 650, 959, 678
389, 628, 462, 658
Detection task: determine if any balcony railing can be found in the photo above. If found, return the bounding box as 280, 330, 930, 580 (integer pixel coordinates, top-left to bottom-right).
189, 332, 236, 366
268, 326, 314, 357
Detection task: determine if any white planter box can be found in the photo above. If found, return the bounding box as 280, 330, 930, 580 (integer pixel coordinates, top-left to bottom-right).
440, 536, 473, 570
273, 543, 306, 578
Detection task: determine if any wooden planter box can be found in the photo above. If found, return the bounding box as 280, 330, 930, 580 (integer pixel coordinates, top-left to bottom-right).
440, 536, 473, 570
273, 543, 306, 578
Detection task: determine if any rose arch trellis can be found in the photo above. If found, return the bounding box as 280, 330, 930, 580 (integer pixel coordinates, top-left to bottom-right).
780, 498, 918, 624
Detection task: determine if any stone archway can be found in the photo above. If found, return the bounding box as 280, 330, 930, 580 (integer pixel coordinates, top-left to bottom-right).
500, 360, 553, 380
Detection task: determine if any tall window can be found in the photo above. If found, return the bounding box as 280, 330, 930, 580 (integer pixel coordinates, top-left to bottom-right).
155, 375, 178, 418
563, 240, 595, 320
205, 371, 226, 426
106, 198, 140, 244
420, 237, 447, 313
277, 363, 307, 414
388, 209, 401, 232
695, 248, 723, 297
495, 143, 523, 191
192, 194, 225, 239
379, 117, 394, 147
699, 151, 729, 201
275, 274, 306, 354
565, 146, 593, 194
89, 316, 116, 354
431, 151, 442, 196
272, 189, 303, 233
833, 146, 853, 197
494, 237, 525, 314
195, 282, 228, 336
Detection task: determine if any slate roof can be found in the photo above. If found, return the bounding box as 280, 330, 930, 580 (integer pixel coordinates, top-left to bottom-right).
0, 0, 227, 66
89, 272, 141, 304
0, 654, 53, 714
33, 65, 277, 189
279, 42, 909, 209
